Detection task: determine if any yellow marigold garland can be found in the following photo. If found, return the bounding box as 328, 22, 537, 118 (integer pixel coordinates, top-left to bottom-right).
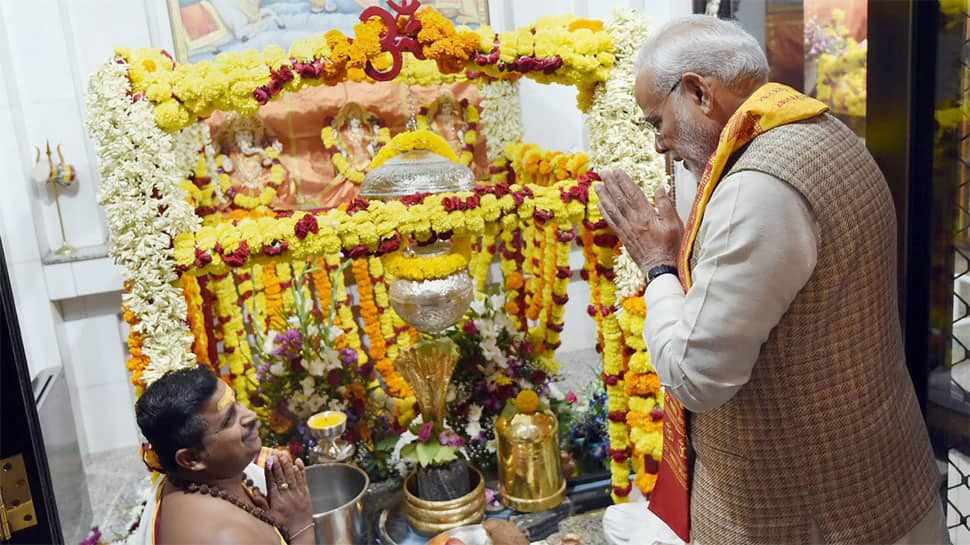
368, 129, 460, 170
262, 264, 286, 332
383, 236, 472, 281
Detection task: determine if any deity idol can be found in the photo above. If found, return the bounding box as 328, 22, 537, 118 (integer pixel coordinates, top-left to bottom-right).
424, 93, 466, 156
214, 114, 289, 209
322, 102, 388, 186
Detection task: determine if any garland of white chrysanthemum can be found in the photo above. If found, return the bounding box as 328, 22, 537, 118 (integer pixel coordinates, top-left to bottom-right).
86, 58, 200, 386
587, 9, 669, 298
480, 80, 524, 163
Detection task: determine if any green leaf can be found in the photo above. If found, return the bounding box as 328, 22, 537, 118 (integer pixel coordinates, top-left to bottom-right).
400, 443, 417, 463
501, 400, 518, 421
376, 435, 399, 452
432, 445, 458, 465
416, 441, 439, 467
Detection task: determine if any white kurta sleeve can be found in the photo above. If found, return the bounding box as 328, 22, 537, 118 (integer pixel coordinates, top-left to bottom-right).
642, 170, 819, 413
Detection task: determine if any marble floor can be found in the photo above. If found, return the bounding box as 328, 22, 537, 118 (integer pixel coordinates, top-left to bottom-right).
80, 445, 152, 544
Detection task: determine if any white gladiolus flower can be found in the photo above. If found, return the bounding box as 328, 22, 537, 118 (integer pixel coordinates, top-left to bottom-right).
308, 359, 325, 377
468, 403, 483, 421
301, 377, 316, 397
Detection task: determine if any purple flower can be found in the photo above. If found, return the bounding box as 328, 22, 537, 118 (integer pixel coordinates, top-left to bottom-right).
273, 329, 303, 360
418, 421, 435, 442
439, 429, 465, 447
80, 527, 103, 545
340, 347, 358, 366
485, 488, 498, 505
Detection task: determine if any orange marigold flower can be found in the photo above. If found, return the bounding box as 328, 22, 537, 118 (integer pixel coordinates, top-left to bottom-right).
505, 301, 520, 316
515, 389, 540, 414
622, 295, 646, 316
506, 271, 525, 290
624, 371, 661, 396
634, 471, 658, 495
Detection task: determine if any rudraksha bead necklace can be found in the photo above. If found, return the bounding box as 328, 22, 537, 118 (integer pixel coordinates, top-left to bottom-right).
168, 476, 289, 541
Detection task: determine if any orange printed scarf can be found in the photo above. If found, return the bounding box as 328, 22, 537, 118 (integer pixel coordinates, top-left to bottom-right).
648, 83, 828, 542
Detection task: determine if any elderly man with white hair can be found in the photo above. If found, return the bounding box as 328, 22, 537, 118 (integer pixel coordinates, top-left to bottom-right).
597, 15, 951, 545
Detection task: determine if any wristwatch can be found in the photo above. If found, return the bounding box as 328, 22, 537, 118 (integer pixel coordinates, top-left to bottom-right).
646, 264, 678, 284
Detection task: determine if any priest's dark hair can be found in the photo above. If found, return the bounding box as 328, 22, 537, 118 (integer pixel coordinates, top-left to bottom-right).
135, 366, 219, 473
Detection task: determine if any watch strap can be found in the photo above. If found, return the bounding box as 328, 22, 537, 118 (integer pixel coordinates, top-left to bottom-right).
646, 264, 678, 284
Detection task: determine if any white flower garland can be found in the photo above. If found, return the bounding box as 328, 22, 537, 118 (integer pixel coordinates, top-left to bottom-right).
586, 9, 668, 298
480, 80, 524, 163
86, 58, 200, 386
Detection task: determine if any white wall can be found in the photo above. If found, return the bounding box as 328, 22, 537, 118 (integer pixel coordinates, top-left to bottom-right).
487, 0, 691, 359
0, 0, 159, 456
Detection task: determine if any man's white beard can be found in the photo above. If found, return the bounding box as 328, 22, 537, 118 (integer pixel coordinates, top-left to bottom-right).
673, 100, 719, 176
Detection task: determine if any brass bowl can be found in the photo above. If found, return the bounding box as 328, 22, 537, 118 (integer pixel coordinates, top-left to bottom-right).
403, 466, 486, 536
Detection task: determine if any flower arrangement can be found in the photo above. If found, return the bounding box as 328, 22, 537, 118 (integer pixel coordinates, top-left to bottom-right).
560, 386, 612, 474
250, 261, 406, 480
808, 9, 866, 118
444, 291, 560, 470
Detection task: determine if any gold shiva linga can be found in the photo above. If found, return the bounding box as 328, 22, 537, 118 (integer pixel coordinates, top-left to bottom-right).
360, 134, 484, 536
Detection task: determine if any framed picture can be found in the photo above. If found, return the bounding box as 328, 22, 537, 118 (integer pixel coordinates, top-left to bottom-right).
166, 0, 490, 64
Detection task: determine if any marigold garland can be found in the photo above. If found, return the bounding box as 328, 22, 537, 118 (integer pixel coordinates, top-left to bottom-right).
497, 142, 590, 186
353, 258, 414, 399
116, 8, 615, 133
181, 274, 210, 366
384, 236, 472, 281
368, 129, 461, 170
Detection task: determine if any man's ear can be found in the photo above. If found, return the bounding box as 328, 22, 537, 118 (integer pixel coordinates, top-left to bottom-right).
175, 447, 207, 472
680, 72, 714, 115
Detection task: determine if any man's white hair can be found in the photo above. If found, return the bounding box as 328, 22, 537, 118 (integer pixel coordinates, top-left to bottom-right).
636, 15, 769, 96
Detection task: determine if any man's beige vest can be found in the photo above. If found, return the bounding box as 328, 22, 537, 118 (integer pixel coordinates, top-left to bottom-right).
688, 114, 939, 545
